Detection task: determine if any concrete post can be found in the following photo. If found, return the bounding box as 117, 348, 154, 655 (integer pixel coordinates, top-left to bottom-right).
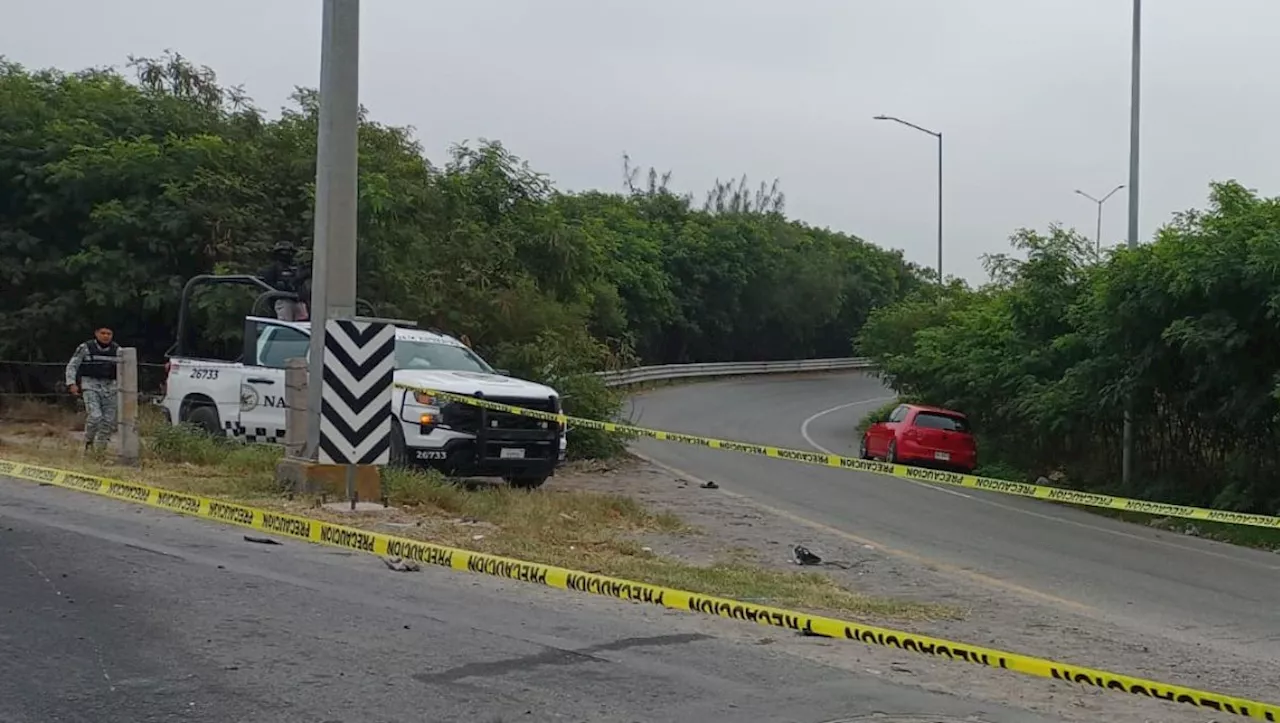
117, 347, 139, 466
304, 0, 362, 460
284, 357, 308, 460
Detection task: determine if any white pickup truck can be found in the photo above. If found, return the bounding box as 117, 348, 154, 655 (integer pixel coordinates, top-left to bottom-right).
159, 276, 566, 488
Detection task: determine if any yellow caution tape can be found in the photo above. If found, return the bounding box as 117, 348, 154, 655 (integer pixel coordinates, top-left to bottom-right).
1, 456, 1276, 720
398, 384, 1280, 530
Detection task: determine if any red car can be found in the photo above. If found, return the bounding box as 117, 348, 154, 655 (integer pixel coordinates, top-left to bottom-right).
859, 403, 977, 473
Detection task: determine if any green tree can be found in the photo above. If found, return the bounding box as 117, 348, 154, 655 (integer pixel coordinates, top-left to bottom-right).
859, 184, 1280, 515
1, 53, 923, 460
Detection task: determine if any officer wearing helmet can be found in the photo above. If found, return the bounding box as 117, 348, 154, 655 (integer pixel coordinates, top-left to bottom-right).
258, 241, 312, 321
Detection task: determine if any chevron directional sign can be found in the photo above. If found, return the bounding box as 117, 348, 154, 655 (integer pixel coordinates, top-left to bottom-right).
319, 319, 396, 465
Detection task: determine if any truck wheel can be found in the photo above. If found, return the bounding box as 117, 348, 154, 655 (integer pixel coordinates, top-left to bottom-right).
504, 475, 548, 490
388, 420, 409, 467
185, 405, 222, 437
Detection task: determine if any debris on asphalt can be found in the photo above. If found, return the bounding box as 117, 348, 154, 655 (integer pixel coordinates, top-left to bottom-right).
382, 555, 420, 572
243, 535, 281, 545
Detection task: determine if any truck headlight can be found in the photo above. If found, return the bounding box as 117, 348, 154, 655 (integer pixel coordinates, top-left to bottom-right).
409, 391, 451, 427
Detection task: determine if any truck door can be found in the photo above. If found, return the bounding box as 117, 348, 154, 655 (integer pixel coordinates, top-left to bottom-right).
237, 320, 310, 444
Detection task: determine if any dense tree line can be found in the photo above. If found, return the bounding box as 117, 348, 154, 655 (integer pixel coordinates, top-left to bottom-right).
859, 181, 1280, 515
0, 53, 924, 389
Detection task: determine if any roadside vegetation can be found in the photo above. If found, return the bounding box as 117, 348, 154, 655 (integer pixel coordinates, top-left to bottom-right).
857, 188, 1280, 547
0, 52, 925, 461
0, 49, 949, 621
0, 407, 956, 622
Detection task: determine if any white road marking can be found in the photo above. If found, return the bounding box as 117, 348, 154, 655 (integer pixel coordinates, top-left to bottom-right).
799, 398, 974, 499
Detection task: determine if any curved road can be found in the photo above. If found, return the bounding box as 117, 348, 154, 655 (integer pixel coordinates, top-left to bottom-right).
628, 372, 1280, 666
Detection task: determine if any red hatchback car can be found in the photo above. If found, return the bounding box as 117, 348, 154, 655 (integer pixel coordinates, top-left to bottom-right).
859, 403, 977, 473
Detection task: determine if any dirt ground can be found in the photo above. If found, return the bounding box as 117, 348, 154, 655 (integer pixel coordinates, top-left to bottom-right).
553, 454, 1278, 723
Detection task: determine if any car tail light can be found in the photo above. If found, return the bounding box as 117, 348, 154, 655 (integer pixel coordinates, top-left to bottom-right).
903, 427, 920, 440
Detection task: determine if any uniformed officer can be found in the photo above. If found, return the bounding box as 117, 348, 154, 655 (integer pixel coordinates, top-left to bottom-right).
65, 326, 121, 451
258, 241, 311, 321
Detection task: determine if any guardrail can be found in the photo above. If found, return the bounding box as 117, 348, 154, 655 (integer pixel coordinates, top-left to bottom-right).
596, 357, 874, 388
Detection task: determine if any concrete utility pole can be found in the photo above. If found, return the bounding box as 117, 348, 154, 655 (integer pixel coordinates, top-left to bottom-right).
873, 115, 944, 284
116, 348, 139, 466
1122, 0, 1142, 489
304, 0, 361, 460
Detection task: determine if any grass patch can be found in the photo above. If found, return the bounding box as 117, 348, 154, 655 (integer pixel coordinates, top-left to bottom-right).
0, 410, 282, 499
1075, 507, 1280, 551
0, 396, 82, 435
1, 405, 956, 622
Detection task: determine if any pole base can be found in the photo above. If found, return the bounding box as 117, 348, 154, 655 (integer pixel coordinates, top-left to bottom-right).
275, 457, 381, 500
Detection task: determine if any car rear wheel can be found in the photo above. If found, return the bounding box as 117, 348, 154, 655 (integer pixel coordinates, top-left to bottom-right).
184, 404, 221, 437
858, 435, 870, 460
887, 439, 899, 464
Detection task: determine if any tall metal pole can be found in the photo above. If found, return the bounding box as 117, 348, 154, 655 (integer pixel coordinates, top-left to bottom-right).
304, 0, 361, 460
1074, 185, 1124, 256
1095, 203, 1103, 255
936, 132, 943, 284
1122, 0, 1141, 488
874, 115, 944, 284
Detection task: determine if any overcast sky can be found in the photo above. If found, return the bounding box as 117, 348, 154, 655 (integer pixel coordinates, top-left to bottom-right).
5, 0, 1277, 282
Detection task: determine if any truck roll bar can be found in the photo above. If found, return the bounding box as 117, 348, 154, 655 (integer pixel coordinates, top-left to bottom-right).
171, 274, 376, 357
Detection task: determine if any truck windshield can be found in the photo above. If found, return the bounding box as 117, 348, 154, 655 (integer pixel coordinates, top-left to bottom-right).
394, 339, 493, 373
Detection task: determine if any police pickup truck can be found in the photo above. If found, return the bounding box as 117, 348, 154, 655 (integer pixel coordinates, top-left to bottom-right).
160, 288, 565, 488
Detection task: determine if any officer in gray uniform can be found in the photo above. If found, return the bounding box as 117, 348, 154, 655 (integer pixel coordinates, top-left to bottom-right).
65, 326, 120, 451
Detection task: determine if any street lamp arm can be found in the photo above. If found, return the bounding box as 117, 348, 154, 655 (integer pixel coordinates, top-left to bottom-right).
873, 115, 941, 138
1100, 184, 1126, 203
873, 113, 943, 284
1075, 189, 1102, 204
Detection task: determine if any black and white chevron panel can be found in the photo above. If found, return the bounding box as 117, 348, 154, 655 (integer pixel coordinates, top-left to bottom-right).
319, 319, 396, 465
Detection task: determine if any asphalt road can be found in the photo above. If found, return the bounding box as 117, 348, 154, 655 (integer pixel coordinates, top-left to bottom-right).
628, 372, 1280, 666
0, 477, 1066, 723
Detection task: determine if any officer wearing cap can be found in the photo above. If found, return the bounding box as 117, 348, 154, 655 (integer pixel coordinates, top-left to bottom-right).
64, 326, 121, 451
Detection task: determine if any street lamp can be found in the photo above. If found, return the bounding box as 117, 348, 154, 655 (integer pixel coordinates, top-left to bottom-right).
874, 115, 943, 284
1074, 185, 1125, 256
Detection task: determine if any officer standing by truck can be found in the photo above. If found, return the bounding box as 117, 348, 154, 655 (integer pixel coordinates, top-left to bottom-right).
65, 326, 120, 451
258, 241, 311, 321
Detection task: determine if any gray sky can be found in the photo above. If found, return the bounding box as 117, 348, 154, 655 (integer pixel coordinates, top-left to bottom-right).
5, 0, 1278, 283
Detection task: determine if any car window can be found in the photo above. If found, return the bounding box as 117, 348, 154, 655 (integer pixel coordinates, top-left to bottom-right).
888, 405, 910, 423
394, 339, 493, 373
913, 412, 971, 433
255, 324, 310, 368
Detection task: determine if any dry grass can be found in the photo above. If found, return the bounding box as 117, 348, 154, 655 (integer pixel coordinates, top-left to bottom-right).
1, 401, 959, 622
0, 397, 83, 435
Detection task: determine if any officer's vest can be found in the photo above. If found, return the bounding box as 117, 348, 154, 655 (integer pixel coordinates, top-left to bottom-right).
80, 341, 119, 381
276, 264, 301, 293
